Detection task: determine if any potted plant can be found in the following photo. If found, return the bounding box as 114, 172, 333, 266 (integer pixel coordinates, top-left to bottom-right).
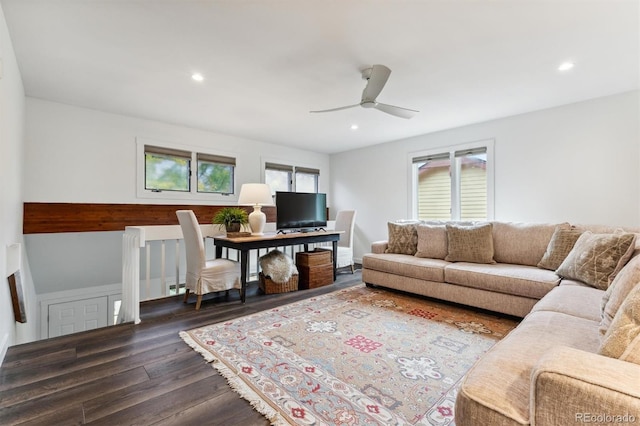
213, 207, 249, 233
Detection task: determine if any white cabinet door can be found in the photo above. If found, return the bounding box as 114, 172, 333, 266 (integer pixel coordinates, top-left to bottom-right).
48, 296, 109, 338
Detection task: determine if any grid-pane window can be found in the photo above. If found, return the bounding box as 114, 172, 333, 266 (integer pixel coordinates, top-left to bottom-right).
197, 153, 235, 194
265, 162, 293, 195
412, 146, 489, 221
144, 145, 190, 192
295, 167, 319, 193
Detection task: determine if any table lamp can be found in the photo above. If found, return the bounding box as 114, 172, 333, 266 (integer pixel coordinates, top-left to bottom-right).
238, 183, 273, 235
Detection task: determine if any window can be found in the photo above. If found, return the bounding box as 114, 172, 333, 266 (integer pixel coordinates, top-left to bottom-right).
411, 141, 493, 221
265, 162, 293, 194
139, 139, 237, 200
197, 153, 235, 194
264, 162, 319, 194
144, 146, 191, 192
295, 167, 320, 193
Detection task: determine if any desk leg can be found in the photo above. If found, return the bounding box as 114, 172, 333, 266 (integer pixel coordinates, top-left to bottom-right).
240, 250, 248, 303
215, 245, 223, 259
332, 240, 338, 281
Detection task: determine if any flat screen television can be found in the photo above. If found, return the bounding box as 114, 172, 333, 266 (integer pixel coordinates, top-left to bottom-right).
275, 191, 327, 232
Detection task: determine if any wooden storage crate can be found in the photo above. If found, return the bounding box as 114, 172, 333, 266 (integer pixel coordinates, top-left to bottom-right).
296, 248, 332, 267
296, 249, 333, 289
259, 272, 299, 294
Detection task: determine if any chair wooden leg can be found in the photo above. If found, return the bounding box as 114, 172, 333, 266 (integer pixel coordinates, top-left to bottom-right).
350, 264, 355, 274
195, 294, 203, 310
183, 289, 190, 303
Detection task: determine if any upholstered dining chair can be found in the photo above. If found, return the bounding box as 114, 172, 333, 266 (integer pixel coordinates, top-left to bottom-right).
176, 210, 242, 310
334, 210, 357, 273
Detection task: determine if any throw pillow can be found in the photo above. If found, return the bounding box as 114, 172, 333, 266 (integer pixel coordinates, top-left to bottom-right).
556, 231, 636, 290
385, 222, 419, 255
415, 224, 448, 259
600, 254, 640, 335
445, 223, 496, 264
620, 334, 640, 365
537, 226, 583, 271
599, 281, 640, 359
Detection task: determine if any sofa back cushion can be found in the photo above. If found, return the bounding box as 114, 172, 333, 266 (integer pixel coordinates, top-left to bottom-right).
556, 231, 636, 290
492, 222, 568, 267
445, 223, 496, 264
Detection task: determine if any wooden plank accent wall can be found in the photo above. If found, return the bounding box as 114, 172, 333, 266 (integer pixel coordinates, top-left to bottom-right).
23, 203, 277, 234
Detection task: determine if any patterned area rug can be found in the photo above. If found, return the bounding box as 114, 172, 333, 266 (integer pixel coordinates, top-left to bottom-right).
180, 284, 517, 425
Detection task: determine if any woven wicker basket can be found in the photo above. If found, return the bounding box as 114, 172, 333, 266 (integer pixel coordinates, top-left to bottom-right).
259, 272, 299, 294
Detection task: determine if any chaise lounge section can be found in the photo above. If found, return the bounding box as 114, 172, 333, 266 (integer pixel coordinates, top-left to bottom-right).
362, 220, 640, 425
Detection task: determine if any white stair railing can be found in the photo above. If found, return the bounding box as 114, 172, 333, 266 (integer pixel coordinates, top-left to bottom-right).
120, 224, 223, 324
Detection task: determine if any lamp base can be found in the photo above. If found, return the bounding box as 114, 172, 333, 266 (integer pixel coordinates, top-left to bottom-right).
248, 205, 266, 235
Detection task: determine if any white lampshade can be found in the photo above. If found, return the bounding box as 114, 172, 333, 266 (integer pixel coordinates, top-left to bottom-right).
238, 183, 273, 235
238, 183, 273, 206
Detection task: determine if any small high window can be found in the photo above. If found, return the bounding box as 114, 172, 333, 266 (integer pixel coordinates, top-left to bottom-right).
197, 153, 235, 194
144, 146, 191, 192
264, 162, 320, 194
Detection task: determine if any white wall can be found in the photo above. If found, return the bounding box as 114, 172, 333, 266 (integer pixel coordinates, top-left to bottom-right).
330, 91, 640, 262
22, 98, 331, 296
0, 4, 38, 363
24, 98, 330, 203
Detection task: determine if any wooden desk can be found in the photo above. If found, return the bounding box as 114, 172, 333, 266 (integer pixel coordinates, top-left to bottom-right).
213, 231, 342, 302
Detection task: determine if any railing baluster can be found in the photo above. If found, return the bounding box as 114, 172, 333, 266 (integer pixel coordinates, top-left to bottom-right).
175, 239, 180, 295
145, 244, 151, 300
160, 240, 167, 297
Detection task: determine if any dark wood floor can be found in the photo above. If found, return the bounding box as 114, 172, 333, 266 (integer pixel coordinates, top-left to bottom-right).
0, 269, 363, 426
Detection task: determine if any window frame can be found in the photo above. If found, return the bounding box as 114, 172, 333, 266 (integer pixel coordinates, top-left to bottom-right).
262, 159, 321, 195
408, 139, 494, 221
137, 138, 238, 201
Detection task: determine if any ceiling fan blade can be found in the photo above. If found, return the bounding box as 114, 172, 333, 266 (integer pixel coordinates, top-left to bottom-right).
310, 104, 360, 113
361, 64, 391, 102
374, 102, 419, 119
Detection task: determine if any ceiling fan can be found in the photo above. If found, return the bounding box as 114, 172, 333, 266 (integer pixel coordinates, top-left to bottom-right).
310, 64, 419, 119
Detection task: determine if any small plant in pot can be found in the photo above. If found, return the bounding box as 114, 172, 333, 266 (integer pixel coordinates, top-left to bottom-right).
213, 207, 249, 233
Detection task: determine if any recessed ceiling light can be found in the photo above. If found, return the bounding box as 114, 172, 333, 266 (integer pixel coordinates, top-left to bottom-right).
192, 73, 204, 82
558, 62, 575, 72
350, 124, 359, 130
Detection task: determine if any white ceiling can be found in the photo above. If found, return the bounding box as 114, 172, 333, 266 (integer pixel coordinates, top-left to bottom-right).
2, 0, 638, 154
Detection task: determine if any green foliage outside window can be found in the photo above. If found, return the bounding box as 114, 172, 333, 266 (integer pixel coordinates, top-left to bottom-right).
145, 153, 190, 191
197, 161, 233, 194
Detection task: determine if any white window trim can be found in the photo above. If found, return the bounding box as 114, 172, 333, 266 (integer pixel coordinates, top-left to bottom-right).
407, 138, 495, 220
261, 157, 322, 193
136, 137, 238, 202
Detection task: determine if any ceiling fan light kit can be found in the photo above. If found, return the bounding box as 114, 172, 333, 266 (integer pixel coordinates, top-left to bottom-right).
310, 64, 419, 119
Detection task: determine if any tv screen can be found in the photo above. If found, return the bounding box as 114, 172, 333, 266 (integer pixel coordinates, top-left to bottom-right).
276, 192, 327, 231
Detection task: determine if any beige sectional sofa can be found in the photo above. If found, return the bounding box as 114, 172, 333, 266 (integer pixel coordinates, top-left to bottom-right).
362, 221, 640, 425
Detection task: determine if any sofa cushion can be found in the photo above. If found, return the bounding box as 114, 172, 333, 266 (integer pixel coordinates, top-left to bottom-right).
445, 223, 495, 264
537, 226, 583, 271
556, 231, 636, 290
456, 311, 601, 425
362, 253, 449, 282
599, 281, 640, 359
415, 224, 448, 259
531, 285, 604, 322
384, 222, 418, 255
444, 263, 560, 299
492, 222, 568, 267
600, 254, 640, 336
